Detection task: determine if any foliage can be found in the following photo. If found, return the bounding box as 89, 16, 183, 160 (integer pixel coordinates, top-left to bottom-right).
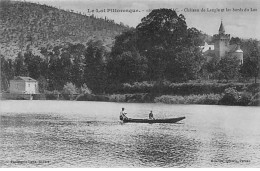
84, 40, 108, 94
14, 52, 28, 77
230, 37, 241, 45
80, 83, 92, 94
246, 83, 260, 95
107, 50, 148, 83
237, 92, 252, 106
154, 94, 222, 104
249, 92, 260, 106
136, 9, 187, 51
110, 29, 137, 57
38, 75, 48, 93
44, 90, 60, 100
63, 82, 78, 95
165, 47, 205, 81
76, 94, 109, 101
135, 9, 205, 81
1, 55, 14, 91
216, 55, 241, 81
240, 40, 260, 83
108, 94, 127, 102
108, 9, 205, 82
106, 81, 247, 95
219, 87, 239, 105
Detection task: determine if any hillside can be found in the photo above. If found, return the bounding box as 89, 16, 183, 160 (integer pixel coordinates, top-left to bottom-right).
0, 0, 129, 59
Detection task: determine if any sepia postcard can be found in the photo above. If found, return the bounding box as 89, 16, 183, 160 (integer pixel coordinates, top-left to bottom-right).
0, 0, 260, 168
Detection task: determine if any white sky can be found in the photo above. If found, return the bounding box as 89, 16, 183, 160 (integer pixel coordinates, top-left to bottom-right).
23, 0, 260, 39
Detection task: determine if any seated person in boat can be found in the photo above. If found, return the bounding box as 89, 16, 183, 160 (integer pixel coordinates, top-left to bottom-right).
120, 108, 128, 120
149, 111, 155, 120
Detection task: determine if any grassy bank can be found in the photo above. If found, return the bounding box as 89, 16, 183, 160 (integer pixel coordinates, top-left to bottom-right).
105, 81, 254, 95
104, 82, 260, 106
2, 82, 259, 106
105, 92, 259, 106
154, 94, 222, 105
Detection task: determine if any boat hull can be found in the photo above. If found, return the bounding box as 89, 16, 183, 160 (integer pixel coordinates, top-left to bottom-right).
122, 117, 185, 123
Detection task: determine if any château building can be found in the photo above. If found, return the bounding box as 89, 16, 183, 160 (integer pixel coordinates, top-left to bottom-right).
200, 20, 243, 64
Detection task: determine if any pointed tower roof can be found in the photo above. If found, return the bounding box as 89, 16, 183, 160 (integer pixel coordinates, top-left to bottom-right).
219, 20, 225, 34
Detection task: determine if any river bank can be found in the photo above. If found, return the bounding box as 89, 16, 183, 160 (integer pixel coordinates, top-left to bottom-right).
2, 92, 259, 106
1, 82, 259, 106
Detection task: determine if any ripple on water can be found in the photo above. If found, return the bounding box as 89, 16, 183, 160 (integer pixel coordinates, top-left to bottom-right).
1, 102, 260, 167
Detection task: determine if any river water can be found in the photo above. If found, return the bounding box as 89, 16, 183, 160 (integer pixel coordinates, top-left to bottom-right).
0, 100, 260, 167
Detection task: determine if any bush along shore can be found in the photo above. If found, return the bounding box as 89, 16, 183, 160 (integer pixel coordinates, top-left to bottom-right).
3, 82, 259, 106
104, 82, 259, 106
41, 82, 260, 106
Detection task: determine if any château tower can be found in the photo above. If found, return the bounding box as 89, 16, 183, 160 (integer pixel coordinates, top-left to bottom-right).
213, 20, 231, 60
200, 20, 243, 64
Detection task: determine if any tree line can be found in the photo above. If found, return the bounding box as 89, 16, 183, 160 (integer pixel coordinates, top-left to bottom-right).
1, 9, 259, 94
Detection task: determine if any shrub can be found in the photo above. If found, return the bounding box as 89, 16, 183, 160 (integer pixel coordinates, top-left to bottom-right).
45, 93, 58, 100
63, 82, 78, 95
32, 94, 46, 100
80, 83, 92, 94
154, 95, 186, 104
44, 90, 60, 100
237, 92, 252, 106
203, 94, 223, 105
249, 92, 260, 106
219, 87, 239, 105
76, 94, 109, 101
246, 83, 260, 95
108, 94, 127, 102
154, 94, 221, 105
106, 81, 248, 95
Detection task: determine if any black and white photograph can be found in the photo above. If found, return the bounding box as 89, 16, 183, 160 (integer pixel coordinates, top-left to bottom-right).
0, 0, 260, 168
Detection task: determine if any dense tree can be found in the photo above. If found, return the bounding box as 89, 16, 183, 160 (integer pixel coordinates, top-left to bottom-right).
230, 37, 241, 45
24, 51, 43, 79
38, 75, 48, 93
1, 55, 14, 91
48, 50, 64, 90
135, 9, 204, 81
216, 55, 241, 82
110, 29, 137, 57
107, 50, 148, 83
187, 27, 205, 46
14, 52, 28, 77
136, 9, 187, 52
240, 41, 260, 83
165, 47, 205, 81
69, 43, 86, 87
84, 40, 108, 93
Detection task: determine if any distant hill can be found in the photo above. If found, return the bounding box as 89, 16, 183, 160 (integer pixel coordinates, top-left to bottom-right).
0, 0, 129, 59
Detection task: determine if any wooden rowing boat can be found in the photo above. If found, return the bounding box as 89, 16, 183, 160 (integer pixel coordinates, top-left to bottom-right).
122, 117, 185, 123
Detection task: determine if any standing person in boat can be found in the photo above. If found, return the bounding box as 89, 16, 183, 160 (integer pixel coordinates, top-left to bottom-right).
149, 111, 155, 120
120, 108, 128, 120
